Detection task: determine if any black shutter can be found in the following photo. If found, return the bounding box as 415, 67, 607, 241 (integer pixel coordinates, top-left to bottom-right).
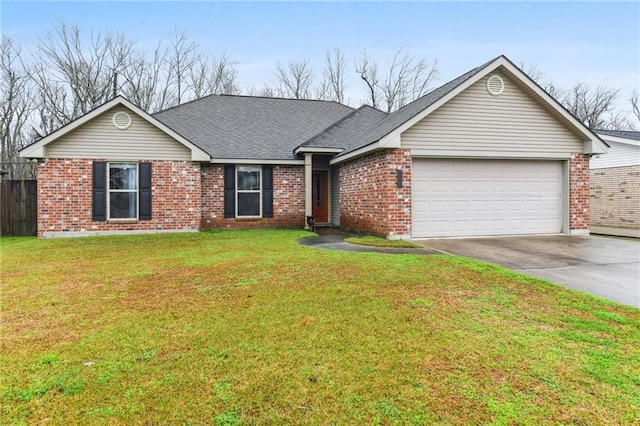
139, 162, 152, 220
92, 161, 106, 222
262, 165, 273, 218
224, 164, 235, 218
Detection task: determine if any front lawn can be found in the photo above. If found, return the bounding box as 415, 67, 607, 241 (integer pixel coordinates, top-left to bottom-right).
2, 230, 639, 425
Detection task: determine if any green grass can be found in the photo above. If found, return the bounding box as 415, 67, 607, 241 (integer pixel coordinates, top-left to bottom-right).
344, 235, 423, 248
1, 230, 639, 425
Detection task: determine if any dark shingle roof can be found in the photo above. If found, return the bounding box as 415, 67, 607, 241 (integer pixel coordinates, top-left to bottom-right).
153, 95, 354, 160
336, 56, 500, 157
595, 129, 640, 140
299, 106, 388, 150
152, 56, 504, 161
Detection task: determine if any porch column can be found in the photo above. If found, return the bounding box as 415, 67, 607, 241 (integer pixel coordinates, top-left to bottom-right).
304, 153, 313, 229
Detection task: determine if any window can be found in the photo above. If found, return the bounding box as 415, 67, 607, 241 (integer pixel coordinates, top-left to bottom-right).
223, 164, 272, 219
108, 163, 138, 219
236, 166, 261, 217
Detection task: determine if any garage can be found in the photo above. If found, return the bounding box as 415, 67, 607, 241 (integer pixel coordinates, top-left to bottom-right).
412, 159, 563, 238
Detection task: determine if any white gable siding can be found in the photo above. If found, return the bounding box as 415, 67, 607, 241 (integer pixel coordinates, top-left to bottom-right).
46, 106, 192, 161
590, 141, 640, 169
401, 71, 584, 157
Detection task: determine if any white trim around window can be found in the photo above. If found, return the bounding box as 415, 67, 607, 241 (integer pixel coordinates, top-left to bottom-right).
108, 162, 139, 220
236, 165, 262, 218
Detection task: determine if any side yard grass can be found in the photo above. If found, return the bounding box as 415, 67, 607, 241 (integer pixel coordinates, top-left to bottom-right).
344, 235, 423, 249
1, 230, 639, 425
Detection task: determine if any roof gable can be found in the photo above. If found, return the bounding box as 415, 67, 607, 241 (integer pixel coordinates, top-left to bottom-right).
332, 55, 608, 164
20, 97, 210, 161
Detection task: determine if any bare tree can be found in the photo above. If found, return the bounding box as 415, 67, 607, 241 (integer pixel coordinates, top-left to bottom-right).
273, 59, 315, 99
519, 62, 544, 82
246, 84, 275, 98
166, 29, 199, 105
519, 62, 636, 130
27, 20, 133, 132
318, 46, 347, 103
120, 43, 173, 112
561, 82, 620, 129
188, 52, 240, 98
120, 35, 239, 112
356, 47, 438, 112
0, 36, 37, 178
355, 50, 380, 109
631, 91, 640, 128
598, 110, 636, 131
519, 61, 565, 99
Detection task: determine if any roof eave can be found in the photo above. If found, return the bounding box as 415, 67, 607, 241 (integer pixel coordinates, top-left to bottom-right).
293, 147, 343, 155
210, 158, 305, 165
596, 133, 640, 148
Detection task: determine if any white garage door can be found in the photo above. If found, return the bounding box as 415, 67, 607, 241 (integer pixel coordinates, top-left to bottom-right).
412, 159, 562, 238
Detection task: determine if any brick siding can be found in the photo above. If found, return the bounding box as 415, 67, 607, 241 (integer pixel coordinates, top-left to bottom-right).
339, 149, 412, 237
590, 165, 640, 230
200, 164, 305, 229
36, 152, 595, 238
36, 159, 201, 236
569, 153, 590, 231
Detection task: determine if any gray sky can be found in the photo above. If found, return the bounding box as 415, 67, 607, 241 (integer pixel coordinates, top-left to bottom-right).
2, 1, 638, 114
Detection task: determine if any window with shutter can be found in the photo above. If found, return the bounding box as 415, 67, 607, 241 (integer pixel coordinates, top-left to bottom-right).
224, 164, 274, 219
108, 163, 138, 219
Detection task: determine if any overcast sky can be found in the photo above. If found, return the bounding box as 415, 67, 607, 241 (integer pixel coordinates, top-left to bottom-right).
2, 1, 638, 112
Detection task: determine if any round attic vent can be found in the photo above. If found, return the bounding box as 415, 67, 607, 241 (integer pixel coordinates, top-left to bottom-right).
112, 111, 132, 130
486, 75, 504, 96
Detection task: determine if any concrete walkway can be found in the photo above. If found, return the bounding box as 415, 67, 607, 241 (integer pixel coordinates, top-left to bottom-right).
298, 228, 438, 255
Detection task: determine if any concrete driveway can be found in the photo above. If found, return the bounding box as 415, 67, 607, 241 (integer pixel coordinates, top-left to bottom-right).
416, 235, 640, 309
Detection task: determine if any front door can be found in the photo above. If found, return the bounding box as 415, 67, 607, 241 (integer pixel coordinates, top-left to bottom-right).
312, 170, 329, 223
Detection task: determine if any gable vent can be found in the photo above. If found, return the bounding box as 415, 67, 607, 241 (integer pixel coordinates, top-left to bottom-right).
486, 75, 504, 96
112, 111, 132, 130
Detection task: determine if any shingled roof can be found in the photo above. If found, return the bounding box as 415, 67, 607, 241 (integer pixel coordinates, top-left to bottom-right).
153, 95, 354, 161
297, 105, 388, 151
151, 57, 508, 162
596, 129, 640, 141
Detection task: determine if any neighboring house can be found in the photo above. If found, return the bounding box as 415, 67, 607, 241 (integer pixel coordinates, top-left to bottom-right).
590, 130, 640, 238
20, 55, 607, 239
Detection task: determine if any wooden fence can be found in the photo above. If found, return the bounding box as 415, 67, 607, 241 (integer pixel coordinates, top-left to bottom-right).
1, 180, 37, 236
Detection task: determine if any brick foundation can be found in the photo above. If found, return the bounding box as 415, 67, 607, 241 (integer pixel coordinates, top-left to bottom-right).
569, 153, 590, 232
37, 159, 201, 237
339, 149, 412, 237
200, 164, 305, 229
590, 165, 640, 231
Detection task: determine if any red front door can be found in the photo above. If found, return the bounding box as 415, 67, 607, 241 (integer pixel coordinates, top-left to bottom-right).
312, 170, 329, 223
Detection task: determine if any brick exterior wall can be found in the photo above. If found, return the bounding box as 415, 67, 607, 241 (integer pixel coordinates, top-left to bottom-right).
200, 164, 305, 229
36, 152, 594, 238
37, 159, 201, 237
339, 149, 412, 237
590, 165, 640, 230
569, 153, 590, 231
